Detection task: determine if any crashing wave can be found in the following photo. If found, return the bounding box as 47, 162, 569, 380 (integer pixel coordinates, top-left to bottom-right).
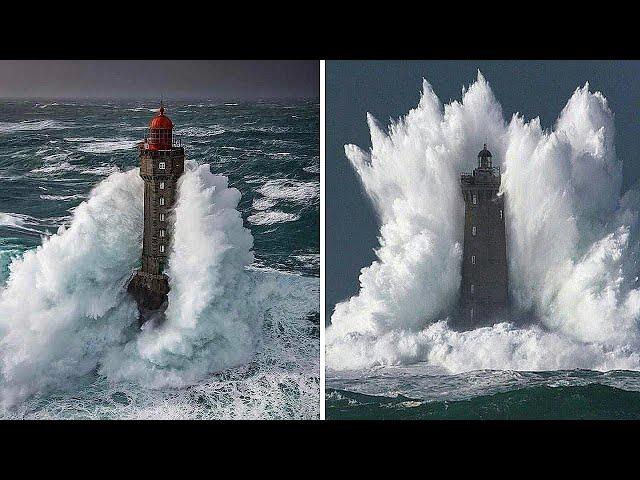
327, 71, 640, 373
0, 161, 317, 415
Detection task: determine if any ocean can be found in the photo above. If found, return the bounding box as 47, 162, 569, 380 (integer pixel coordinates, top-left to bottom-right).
0, 99, 319, 419
326, 72, 640, 420
327, 367, 640, 419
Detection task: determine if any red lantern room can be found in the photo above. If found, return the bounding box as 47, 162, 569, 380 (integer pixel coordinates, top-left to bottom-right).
145, 102, 173, 150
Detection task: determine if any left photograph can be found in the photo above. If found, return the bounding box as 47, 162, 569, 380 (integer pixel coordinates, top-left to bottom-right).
0, 60, 320, 419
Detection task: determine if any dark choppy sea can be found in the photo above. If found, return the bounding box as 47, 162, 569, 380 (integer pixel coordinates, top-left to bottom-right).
0, 99, 319, 419
327, 366, 640, 419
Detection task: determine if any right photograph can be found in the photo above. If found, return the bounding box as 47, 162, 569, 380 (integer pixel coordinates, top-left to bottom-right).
325, 60, 640, 419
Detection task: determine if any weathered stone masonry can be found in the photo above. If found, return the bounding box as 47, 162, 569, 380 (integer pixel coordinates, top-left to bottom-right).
128, 103, 184, 325
458, 145, 508, 327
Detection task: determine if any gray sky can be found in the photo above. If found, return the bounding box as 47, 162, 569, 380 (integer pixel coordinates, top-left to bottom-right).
0, 60, 319, 100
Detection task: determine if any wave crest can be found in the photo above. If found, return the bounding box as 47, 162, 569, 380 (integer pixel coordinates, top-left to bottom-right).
328, 71, 640, 373
0, 160, 316, 414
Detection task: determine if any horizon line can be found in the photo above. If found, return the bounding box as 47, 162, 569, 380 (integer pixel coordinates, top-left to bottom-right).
0, 95, 320, 102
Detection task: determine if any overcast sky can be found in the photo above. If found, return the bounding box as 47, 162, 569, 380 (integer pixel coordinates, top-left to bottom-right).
0, 61, 319, 100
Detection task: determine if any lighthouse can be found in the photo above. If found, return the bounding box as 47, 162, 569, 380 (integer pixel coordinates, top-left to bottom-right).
127, 102, 185, 326
456, 144, 508, 328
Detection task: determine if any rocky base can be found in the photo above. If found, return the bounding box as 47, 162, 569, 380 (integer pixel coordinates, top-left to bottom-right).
127, 270, 170, 328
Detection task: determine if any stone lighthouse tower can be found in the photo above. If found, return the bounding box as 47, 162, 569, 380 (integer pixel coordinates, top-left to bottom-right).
128, 102, 185, 325
457, 144, 508, 328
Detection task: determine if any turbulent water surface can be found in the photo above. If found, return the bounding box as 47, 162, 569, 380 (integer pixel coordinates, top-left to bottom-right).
327, 72, 640, 419
0, 99, 319, 419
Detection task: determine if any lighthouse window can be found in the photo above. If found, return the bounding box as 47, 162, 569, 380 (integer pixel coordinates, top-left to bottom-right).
472, 226, 476, 236
159, 162, 165, 170
160, 229, 165, 238
159, 213, 165, 222
159, 245, 165, 253
160, 197, 165, 206
471, 255, 476, 265
472, 194, 477, 205
160, 182, 165, 190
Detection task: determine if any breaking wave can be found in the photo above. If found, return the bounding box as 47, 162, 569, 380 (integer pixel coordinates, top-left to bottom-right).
174, 126, 226, 137
99, 162, 258, 387
248, 211, 300, 225
0, 212, 53, 236
39, 194, 87, 201
30, 161, 121, 177
75, 139, 139, 154
327, 71, 640, 373
0, 161, 318, 416
0, 169, 143, 407
0, 120, 72, 134
258, 179, 319, 204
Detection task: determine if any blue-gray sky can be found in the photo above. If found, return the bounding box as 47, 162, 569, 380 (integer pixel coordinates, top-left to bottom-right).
326, 60, 640, 324
0, 60, 319, 100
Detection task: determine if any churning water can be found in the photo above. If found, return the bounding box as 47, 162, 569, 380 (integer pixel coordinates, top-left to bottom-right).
326, 72, 640, 419
0, 99, 319, 419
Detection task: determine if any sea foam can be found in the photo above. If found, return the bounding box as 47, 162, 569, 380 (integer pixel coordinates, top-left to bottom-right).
0, 160, 316, 412
327, 72, 640, 373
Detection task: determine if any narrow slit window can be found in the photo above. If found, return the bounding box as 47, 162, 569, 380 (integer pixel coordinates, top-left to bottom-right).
160, 197, 165, 206
159, 245, 165, 253
472, 226, 476, 236
160, 229, 165, 238
471, 255, 476, 265
159, 162, 165, 170
500, 209, 503, 219
470, 284, 475, 294
160, 181, 165, 190
472, 194, 477, 205
160, 213, 165, 222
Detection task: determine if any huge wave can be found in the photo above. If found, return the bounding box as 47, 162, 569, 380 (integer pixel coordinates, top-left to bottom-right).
327, 71, 640, 373
0, 160, 318, 416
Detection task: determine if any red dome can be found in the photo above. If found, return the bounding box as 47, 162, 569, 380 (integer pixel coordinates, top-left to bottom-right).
149, 105, 173, 130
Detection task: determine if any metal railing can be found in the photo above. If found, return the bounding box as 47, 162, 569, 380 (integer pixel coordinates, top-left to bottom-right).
139, 135, 183, 150
460, 165, 500, 181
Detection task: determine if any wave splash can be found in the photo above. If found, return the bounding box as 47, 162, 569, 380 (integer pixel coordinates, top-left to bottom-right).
327, 71, 640, 373
0, 161, 315, 413
100, 162, 259, 387
0, 168, 141, 406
